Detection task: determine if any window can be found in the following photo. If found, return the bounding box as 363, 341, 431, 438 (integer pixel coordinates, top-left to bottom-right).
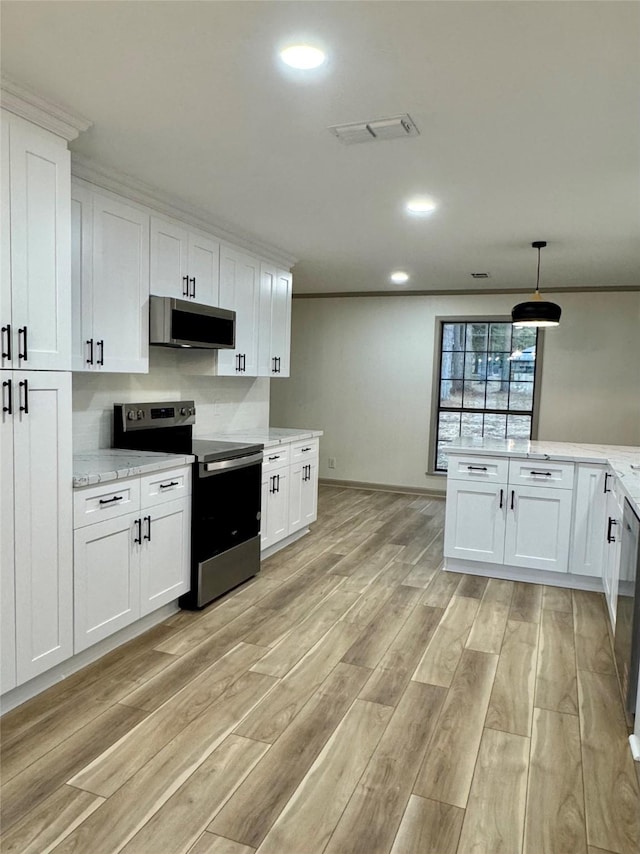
432, 320, 540, 472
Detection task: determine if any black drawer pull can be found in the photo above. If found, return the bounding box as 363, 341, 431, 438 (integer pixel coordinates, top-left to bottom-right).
268, 455, 280, 461
499, 488, 504, 509
19, 379, 29, 414
607, 516, 617, 543
99, 495, 124, 505
2, 324, 12, 361
189, 277, 196, 298
97, 339, 104, 366
530, 470, 552, 477
182, 275, 189, 296
134, 518, 142, 544
603, 472, 611, 493
159, 481, 179, 489
467, 465, 488, 471
86, 338, 94, 365
301, 447, 312, 453
18, 326, 28, 361
2, 379, 12, 415
144, 515, 151, 541
510, 490, 515, 510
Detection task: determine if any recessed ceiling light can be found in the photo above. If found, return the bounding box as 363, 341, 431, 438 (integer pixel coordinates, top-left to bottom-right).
280, 44, 326, 69
390, 271, 409, 284
405, 197, 437, 215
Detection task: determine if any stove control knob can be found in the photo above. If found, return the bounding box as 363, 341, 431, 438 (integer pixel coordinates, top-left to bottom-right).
180, 407, 188, 416
189, 406, 196, 416
137, 410, 145, 420
127, 410, 137, 421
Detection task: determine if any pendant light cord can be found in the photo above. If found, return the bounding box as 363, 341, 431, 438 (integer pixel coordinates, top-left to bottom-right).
535, 245, 541, 295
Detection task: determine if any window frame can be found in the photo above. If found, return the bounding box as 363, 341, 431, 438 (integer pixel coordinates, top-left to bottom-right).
428, 315, 544, 475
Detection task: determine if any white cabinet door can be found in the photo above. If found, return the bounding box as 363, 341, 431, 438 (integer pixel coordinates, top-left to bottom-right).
260, 473, 270, 549
139, 498, 190, 615
1, 114, 12, 371
570, 464, 606, 577
269, 468, 289, 543
12, 371, 73, 682
271, 269, 292, 377
3, 112, 71, 371
217, 245, 260, 376
91, 193, 149, 373
288, 461, 303, 534
188, 231, 219, 306
257, 263, 275, 376
504, 485, 573, 573
74, 511, 141, 652
444, 480, 506, 564
70, 183, 95, 371
301, 460, 318, 527
603, 489, 623, 627
0, 375, 16, 692
150, 216, 189, 300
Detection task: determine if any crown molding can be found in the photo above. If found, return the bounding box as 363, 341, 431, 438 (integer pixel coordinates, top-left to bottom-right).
1, 75, 92, 142
293, 285, 640, 299
71, 153, 298, 270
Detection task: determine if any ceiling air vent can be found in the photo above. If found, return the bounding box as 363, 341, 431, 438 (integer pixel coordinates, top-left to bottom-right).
329, 114, 419, 145
471, 272, 491, 279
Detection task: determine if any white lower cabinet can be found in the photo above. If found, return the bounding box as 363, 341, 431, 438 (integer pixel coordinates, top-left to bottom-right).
503, 484, 573, 573
444, 480, 506, 564
603, 484, 623, 627
570, 464, 607, 577
289, 459, 319, 534
73, 468, 191, 653
1, 371, 73, 691
261, 465, 289, 550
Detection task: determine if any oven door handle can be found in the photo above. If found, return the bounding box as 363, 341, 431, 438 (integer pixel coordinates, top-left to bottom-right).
201, 451, 264, 477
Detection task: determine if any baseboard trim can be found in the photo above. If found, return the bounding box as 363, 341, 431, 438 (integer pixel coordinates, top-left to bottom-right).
261, 527, 310, 559
319, 478, 446, 498
443, 557, 604, 592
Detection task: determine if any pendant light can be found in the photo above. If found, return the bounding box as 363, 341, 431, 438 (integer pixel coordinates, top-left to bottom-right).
512, 241, 561, 327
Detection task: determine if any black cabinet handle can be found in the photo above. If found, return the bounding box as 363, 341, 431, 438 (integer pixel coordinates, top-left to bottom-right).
86, 338, 94, 365
241, 353, 246, 372
276, 474, 280, 493
269, 475, 275, 494
18, 379, 29, 414
159, 481, 179, 489
607, 517, 618, 543
189, 277, 196, 298
268, 455, 280, 461
530, 470, 552, 477
182, 275, 189, 297
2, 324, 11, 361
304, 464, 311, 481
134, 518, 142, 544
277, 356, 281, 373
301, 447, 312, 453
604, 472, 611, 494
99, 495, 123, 505
499, 488, 504, 509
144, 515, 151, 541
2, 379, 12, 415
18, 326, 28, 361
97, 340, 104, 366
467, 465, 487, 472
272, 356, 277, 373
510, 490, 515, 510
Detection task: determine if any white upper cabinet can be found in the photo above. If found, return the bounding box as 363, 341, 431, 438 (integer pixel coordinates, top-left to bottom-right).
150, 216, 220, 306
258, 263, 292, 378
1, 111, 71, 371
217, 244, 260, 376
71, 181, 149, 373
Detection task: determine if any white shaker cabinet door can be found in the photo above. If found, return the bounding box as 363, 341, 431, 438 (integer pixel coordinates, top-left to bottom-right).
271, 269, 292, 377
74, 511, 141, 653
444, 480, 506, 564
188, 231, 219, 307
0, 376, 16, 693
1, 114, 12, 371
218, 245, 260, 376
570, 464, 606, 577
91, 193, 149, 373
150, 216, 189, 300
12, 371, 73, 682
288, 461, 304, 534
503, 485, 572, 573
70, 183, 94, 371
257, 263, 275, 376
4, 113, 71, 371
139, 498, 190, 616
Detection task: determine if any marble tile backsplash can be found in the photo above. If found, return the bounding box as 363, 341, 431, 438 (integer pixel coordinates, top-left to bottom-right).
72, 348, 270, 451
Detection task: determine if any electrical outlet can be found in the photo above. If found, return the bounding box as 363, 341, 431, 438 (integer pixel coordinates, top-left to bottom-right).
328, 457, 336, 469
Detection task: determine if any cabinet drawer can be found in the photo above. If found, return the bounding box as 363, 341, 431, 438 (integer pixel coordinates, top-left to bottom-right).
448, 455, 509, 484
508, 459, 574, 489
263, 446, 290, 470
74, 479, 140, 528
291, 438, 319, 462
140, 466, 191, 508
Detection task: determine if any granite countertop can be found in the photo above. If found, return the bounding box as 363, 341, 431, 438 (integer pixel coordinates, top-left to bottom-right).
447, 437, 640, 515
73, 450, 195, 488
200, 427, 323, 450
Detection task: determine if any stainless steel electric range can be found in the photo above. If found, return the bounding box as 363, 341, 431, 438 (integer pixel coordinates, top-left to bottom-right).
113, 401, 263, 608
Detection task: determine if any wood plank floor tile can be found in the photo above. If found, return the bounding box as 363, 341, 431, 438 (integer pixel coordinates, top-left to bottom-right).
341, 585, 420, 668
70, 642, 267, 797
573, 590, 616, 674
0, 785, 104, 854
486, 619, 539, 737
389, 795, 464, 854
524, 708, 587, 854
0, 703, 146, 832
210, 662, 371, 849
456, 573, 489, 600
509, 581, 543, 623
253, 699, 393, 854
323, 681, 446, 854
456, 727, 529, 854
412, 595, 480, 687
52, 672, 277, 854
413, 648, 498, 809
543, 584, 573, 612
339, 578, 396, 629
466, 578, 514, 655
359, 604, 444, 707
188, 835, 255, 854
120, 735, 268, 854
336, 543, 405, 591
234, 620, 361, 743
535, 609, 578, 715
401, 560, 436, 589
420, 568, 461, 608
578, 669, 640, 853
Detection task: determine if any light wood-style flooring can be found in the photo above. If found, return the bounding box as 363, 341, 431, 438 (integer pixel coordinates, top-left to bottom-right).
2, 485, 640, 854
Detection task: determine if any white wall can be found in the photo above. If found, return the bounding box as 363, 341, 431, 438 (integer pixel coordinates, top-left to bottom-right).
270, 291, 640, 492
73, 347, 270, 451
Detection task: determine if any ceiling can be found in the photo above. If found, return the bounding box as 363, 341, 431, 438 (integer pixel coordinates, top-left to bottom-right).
2, 1, 639, 295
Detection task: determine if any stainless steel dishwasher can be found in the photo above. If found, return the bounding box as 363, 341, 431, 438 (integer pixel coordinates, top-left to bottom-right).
614, 497, 640, 728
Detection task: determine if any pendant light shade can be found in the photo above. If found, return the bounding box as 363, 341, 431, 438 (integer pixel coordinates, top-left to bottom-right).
512, 241, 561, 328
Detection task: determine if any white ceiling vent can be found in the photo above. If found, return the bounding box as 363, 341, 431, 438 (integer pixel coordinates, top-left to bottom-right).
329, 114, 419, 145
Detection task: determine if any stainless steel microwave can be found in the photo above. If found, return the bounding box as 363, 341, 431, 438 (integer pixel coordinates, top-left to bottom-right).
149, 296, 236, 349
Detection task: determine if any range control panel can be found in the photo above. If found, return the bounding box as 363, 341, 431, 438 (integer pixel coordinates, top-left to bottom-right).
114, 401, 196, 431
